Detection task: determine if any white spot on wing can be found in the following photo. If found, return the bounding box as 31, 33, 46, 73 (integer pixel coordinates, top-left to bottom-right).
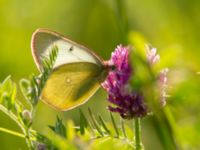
66, 78, 71, 84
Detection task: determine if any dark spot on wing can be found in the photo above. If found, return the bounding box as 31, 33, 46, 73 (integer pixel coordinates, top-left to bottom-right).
69, 46, 73, 51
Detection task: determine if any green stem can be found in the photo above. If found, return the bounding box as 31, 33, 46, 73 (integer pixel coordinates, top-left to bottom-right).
115, 0, 129, 44
134, 118, 143, 150
0, 127, 25, 138
0, 127, 35, 140
24, 127, 34, 150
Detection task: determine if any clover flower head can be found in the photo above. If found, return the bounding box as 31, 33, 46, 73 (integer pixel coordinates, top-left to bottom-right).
102, 45, 147, 119
102, 44, 169, 119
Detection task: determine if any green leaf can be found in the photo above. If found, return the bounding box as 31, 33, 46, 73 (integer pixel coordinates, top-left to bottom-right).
49, 116, 66, 138
41, 45, 58, 72
66, 120, 75, 141
19, 79, 30, 98
0, 75, 12, 92
88, 108, 104, 137
0, 76, 12, 103
0, 76, 16, 109
110, 112, 119, 138
98, 114, 111, 135
79, 109, 95, 135
79, 109, 88, 135
120, 118, 127, 138
10, 83, 17, 109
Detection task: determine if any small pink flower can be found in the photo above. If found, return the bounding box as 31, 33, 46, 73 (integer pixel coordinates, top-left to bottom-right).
146, 45, 160, 65
159, 68, 169, 84
158, 68, 169, 106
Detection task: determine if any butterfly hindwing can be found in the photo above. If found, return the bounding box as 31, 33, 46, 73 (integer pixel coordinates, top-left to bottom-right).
41, 62, 103, 111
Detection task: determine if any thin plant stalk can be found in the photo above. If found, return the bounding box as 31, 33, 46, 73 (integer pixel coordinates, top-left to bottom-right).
134, 118, 143, 150
0, 127, 25, 138
24, 127, 34, 150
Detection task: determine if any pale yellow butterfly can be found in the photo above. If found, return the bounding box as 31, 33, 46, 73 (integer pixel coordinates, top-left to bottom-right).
31, 29, 110, 111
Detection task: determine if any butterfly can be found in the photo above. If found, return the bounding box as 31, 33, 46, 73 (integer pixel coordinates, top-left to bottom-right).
31, 29, 110, 111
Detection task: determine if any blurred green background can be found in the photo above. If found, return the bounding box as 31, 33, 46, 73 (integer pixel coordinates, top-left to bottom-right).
0, 0, 200, 149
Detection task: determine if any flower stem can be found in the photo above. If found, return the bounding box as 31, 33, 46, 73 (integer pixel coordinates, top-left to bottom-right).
134, 118, 143, 150
115, 0, 129, 44
24, 127, 34, 150
0, 127, 25, 138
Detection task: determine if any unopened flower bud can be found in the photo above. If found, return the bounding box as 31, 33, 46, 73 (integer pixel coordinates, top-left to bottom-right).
22, 109, 32, 123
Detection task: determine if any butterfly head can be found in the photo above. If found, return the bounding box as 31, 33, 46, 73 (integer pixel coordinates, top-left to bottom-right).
103, 61, 116, 71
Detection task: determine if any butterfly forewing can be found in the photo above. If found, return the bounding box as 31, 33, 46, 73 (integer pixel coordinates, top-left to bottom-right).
31, 29, 103, 71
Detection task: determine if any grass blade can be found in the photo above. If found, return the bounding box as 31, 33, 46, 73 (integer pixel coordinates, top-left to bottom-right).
88, 108, 104, 136
121, 118, 127, 138
110, 112, 119, 137
98, 114, 110, 135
